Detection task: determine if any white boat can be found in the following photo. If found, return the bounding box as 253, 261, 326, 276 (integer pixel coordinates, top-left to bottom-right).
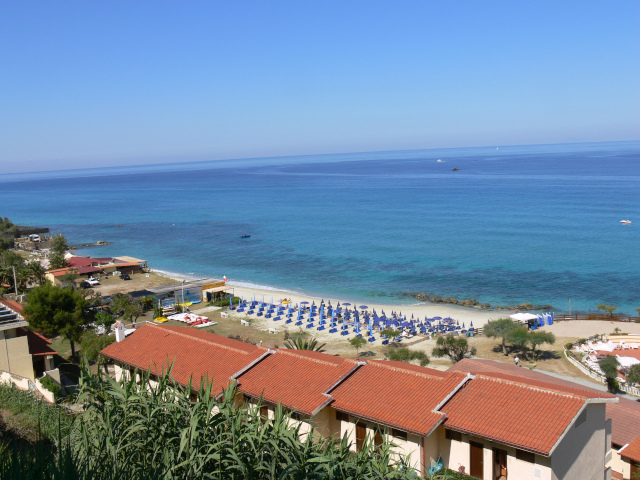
620, 220, 632, 224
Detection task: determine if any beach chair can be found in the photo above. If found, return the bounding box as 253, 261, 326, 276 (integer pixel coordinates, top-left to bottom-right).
341, 331, 348, 336
295, 321, 302, 326
356, 333, 362, 338
329, 328, 337, 333
368, 337, 376, 342
318, 326, 325, 331
382, 339, 389, 345
631, 343, 639, 349
273, 316, 281, 321
221, 312, 229, 318
265, 314, 271, 319
240, 320, 250, 326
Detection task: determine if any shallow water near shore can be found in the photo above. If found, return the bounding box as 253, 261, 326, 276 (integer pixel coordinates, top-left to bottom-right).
2, 141, 639, 314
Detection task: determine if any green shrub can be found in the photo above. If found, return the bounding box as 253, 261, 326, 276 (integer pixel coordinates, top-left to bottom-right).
0, 365, 418, 479
39, 375, 62, 401
0, 383, 72, 441
211, 296, 241, 307
564, 342, 574, 350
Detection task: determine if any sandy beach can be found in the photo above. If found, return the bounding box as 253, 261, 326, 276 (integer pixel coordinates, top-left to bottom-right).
227, 284, 511, 327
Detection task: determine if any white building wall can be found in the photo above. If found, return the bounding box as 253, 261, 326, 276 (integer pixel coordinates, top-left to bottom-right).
551, 403, 607, 480
607, 450, 629, 479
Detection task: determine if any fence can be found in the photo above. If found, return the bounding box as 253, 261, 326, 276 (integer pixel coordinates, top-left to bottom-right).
555, 313, 640, 323
563, 348, 640, 397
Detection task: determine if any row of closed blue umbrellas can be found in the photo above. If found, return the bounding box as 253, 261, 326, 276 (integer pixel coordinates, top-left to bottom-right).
230, 295, 473, 342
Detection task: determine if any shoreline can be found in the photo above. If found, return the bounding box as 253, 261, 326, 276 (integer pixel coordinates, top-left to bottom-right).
152, 269, 515, 327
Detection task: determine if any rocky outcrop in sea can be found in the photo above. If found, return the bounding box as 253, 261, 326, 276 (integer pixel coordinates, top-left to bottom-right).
402, 292, 552, 311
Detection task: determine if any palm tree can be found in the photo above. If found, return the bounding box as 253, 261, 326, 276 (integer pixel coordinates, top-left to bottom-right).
26, 261, 46, 285
284, 336, 327, 352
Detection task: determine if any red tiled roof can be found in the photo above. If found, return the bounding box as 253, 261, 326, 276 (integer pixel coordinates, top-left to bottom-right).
329, 361, 469, 436
450, 358, 632, 448
236, 349, 358, 415
47, 266, 102, 276
449, 358, 611, 398
67, 257, 95, 268
18, 329, 57, 356
607, 397, 640, 447
621, 435, 640, 463
100, 323, 268, 396
440, 375, 587, 455
0, 296, 23, 313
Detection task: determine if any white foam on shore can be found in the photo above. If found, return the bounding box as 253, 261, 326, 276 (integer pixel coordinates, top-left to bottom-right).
152, 268, 303, 295
227, 279, 303, 295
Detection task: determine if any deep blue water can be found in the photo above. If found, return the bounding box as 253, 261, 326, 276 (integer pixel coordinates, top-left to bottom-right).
2, 141, 639, 314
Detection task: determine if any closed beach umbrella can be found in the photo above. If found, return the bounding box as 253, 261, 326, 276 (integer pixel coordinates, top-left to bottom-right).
470, 321, 474, 328
331, 309, 336, 327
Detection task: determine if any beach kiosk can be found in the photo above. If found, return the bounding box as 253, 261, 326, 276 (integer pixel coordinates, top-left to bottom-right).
509, 312, 539, 329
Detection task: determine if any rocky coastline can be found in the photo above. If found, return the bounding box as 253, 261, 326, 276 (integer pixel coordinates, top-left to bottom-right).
402, 292, 553, 312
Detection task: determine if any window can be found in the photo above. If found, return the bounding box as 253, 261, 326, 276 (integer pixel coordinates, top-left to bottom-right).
391, 429, 407, 441
445, 429, 462, 442
291, 412, 301, 421
336, 411, 349, 422
574, 410, 587, 428
516, 449, 535, 463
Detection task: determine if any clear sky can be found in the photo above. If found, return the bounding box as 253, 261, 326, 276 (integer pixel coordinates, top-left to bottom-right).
1, 1, 638, 173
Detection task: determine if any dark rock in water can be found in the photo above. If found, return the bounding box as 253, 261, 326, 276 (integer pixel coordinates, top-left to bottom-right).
116, 224, 123, 227
452, 167, 459, 171
403, 291, 553, 311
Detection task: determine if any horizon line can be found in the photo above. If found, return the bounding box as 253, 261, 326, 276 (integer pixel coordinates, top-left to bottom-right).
2, 138, 639, 178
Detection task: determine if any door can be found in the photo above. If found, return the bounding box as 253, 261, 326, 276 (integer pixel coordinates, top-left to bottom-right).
355, 422, 366, 452
374, 429, 383, 452
493, 448, 507, 479
470, 441, 484, 479
631, 461, 639, 480
259, 406, 268, 423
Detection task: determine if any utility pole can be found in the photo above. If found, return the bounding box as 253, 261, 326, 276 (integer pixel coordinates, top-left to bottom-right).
11, 266, 18, 296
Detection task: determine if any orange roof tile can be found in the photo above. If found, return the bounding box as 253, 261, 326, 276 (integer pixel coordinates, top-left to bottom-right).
440, 375, 587, 455
0, 296, 23, 313
449, 358, 613, 398
329, 361, 469, 436
621, 435, 640, 463
607, 397, 640, 447
100, 323, 267, 396
236, 349, 359, 415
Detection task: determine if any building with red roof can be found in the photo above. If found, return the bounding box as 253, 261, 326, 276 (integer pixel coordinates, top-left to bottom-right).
0, 297, 57, 381
449, 357, 640, 479
101, 324, 617, 479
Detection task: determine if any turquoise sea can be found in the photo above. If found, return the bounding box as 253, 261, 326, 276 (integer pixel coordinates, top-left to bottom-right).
2, 141, 639, 314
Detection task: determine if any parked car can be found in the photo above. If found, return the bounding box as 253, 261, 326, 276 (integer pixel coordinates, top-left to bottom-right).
120, 273, 131, 280
86, 277, 100, 286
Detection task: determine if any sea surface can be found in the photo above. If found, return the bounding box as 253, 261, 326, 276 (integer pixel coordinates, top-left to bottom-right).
2, 141, 639, 314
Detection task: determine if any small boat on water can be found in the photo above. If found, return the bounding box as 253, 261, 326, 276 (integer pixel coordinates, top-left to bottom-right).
241, 234, 251, 238
620, 220, 632, 224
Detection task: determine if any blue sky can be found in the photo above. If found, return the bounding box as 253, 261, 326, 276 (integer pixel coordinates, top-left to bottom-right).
1, 1, 638, 173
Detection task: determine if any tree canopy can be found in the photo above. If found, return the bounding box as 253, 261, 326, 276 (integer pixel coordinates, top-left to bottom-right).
483, 318, 518, 355
386, 346, 429, 367
48, 234, 69, 270
350, 336, 367, 356
598, 355, 620, 393
23, 282, 91, 357
597, 304, 618, 316
111, 294, 143, 326
527, 331, 555, 360
432, 334, 476, 363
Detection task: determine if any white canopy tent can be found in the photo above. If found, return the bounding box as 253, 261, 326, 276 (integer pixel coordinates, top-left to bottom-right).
510, 313, 539, 323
